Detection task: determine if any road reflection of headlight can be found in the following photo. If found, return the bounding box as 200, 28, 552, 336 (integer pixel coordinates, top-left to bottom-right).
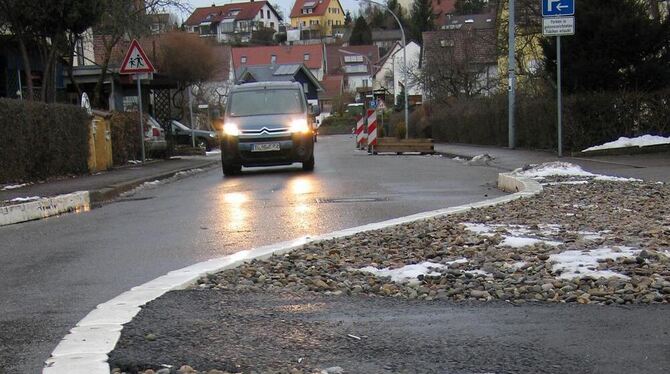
291, 178, 312, 195
224, 192, 248, 204
223, 122, 240, 136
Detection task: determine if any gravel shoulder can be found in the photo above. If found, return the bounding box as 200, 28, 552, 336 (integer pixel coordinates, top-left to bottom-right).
110, 167, 670, 374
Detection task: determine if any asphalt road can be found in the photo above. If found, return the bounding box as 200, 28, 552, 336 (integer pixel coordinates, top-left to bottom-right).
110, 290, 670, 374
0, 135, 503, 373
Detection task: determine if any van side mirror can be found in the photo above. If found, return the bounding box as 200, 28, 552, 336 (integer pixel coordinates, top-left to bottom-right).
310, 106, 321, 116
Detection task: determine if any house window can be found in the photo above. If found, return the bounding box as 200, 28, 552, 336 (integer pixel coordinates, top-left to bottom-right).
267, 10, 270, 18
76, 39, 85, 66
260, 10, 264, 18
302, 21, 306, 26
363, 79, 369, 87
328, 20, 332, 26
241, 56, 247, 64
271, 54, 276, 63
304, 53, 310, 61
270, 22, 275, 28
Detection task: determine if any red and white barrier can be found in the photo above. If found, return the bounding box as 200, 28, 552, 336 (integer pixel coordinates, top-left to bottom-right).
355, 115, 367, 148
367, 109, 378, 150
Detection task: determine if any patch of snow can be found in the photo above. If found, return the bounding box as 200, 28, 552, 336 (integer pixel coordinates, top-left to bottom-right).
594, 175, 642, 182
206, 149, 221, 156
8, 196, 41, 203
516, 162, 596, 179
466, 154, 494, 166
144, 180, 161, 186
541, 180, 590, 186
465, 269, 492, 277
358, 262, 449, 284
1, 183, 31, 191
452, 156, 467, 162
582, 135, 670, 152
127, 160, 142, 165
578, 231, 604, 241
549, 247, 640, 280
446, 258, 469, 265
499, 236, 562, 248
510, 261, 527, 270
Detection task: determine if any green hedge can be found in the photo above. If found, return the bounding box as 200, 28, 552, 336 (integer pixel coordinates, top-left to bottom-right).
0, 98, 89, 183
429, 90, 670, 151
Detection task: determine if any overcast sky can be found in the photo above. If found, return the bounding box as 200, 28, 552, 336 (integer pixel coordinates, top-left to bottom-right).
181, 0, 363, 23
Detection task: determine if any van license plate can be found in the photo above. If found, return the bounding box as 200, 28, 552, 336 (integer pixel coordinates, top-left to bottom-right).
252, 143, 281, 152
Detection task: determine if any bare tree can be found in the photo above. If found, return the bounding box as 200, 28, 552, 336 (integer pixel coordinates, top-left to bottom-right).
422, 28, 499, 103
92, 0, 189, 107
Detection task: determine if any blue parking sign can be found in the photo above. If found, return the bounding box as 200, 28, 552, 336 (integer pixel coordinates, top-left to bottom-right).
542, 0, 574, 17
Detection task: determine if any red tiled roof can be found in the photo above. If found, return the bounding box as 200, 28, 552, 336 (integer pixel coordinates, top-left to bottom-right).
325, 45, 380, 75
231, 44, 324, 70
319, 74, 344, 99
432, 0, 456, 26
184, 1, 277, 26
290, 0, 340, 18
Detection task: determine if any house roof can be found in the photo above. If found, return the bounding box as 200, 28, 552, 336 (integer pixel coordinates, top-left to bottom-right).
290, 0, 341, 18
325, 45, 380, 75
232, 44, 324, 70
184, 1, 280, 26
431, 0, 456, 26
371, 29, 402, 42
318, 74, 344, 100
440, 12, 496, 30
236, 63, 323, 90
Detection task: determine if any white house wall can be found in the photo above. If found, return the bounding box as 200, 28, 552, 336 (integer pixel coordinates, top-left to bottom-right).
72, 29, 96, 67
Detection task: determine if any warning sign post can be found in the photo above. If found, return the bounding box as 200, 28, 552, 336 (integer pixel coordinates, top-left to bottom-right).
120, 39, 156, 162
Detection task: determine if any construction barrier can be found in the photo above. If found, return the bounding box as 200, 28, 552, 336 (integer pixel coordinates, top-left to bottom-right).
355, 114, 367, 149
367, 109, 378, 152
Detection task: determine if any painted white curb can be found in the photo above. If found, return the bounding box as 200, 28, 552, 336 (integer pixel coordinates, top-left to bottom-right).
43, 173, 542, 373
0, 191, 90, 227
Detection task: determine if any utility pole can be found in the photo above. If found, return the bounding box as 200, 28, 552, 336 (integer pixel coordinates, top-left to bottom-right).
508, 0, 516, 149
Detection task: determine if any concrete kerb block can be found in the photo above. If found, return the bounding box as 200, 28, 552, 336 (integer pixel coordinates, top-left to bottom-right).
44, 172, 543, 374
0, 191, 90, 227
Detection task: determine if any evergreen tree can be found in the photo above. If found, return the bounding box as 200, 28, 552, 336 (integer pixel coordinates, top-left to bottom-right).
542, 0, 670, 93
344, 10, 353, 26
350, 15, 372, 45
410, 0, 434, 44
454, 0, 488, 15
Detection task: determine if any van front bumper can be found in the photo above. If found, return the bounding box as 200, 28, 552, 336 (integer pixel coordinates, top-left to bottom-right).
221, 134, 314, 167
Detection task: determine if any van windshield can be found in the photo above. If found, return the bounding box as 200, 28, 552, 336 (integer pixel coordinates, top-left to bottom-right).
228, 89, 304, 117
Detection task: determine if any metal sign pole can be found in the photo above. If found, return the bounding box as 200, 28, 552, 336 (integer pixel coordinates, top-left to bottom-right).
508, 0, 516, 149
557, 36, 563, 157
189, 87, 196, 148
137, 75, 146, 163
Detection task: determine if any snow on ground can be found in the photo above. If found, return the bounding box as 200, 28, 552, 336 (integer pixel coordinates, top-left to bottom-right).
1, 183, 31, 191
516, 162, 642, 182
549, 247, 640, 280
206, 149, 221, 156
583, 134, 670, 152
358, 259, 469, 284
499, 236, 562, 248
8, 196, 41, 203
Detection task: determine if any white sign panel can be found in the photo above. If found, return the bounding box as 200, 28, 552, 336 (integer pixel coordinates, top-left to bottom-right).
543, 17, 575, 36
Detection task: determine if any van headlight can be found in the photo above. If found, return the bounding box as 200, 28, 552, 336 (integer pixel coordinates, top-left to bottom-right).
289, 119, 310, 134
223, 122, 240, 136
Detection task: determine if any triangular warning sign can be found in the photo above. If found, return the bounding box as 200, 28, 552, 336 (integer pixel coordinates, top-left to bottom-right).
120, 39, 155, 74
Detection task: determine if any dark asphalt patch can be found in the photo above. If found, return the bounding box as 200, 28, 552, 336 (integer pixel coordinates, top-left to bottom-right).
109, 290, 670, 373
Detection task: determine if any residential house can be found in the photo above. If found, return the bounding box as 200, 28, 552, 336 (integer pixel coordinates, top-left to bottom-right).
421, 15, 498, 101
235, 63, 323, 102
431, 0, 457, 27
373, 41, 422, 106
371, 29, 402, 56
232, 44, 326, 80
289, 0, 345, 37
184, 1, 282, 43
318, 74, 344, 114
150, 13, 179, 34
325, 45, 379, 92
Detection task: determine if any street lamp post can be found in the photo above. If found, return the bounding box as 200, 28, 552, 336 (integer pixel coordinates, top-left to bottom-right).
356, 0, 409, 139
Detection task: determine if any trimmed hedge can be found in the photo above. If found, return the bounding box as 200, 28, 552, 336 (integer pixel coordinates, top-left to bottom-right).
429, 90, 670, 151
110, 112, 142, 166
0, 98, 90, 183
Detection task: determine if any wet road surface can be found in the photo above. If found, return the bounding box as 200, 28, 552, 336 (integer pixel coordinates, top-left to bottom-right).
1, 135, 503, 372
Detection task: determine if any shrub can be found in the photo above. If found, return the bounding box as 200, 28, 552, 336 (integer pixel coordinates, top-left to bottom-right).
319, 115, 356, 135
0, 98, 89, 183
429, 90, 670, 151
109, 112, 142, 166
